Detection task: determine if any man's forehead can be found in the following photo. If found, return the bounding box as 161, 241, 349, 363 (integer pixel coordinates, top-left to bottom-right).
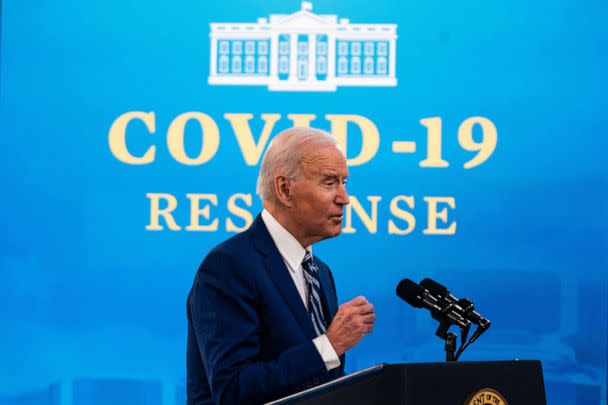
302, 147, 348, 175
302, 144, 345, 161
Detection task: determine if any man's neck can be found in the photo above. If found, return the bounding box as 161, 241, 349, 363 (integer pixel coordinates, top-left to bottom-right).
263, 202, 310, 248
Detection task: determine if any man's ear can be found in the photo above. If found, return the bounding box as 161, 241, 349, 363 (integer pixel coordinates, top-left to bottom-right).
274, 175, 294, 208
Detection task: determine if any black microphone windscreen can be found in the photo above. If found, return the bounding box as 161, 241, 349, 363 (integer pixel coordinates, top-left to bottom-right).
420, 278, 448, 296
396, 279, 424, 308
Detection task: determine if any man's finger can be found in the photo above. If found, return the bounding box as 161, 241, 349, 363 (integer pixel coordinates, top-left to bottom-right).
361, 313, 376, 324
353, 303, 374, 315
348, 296, 368, 306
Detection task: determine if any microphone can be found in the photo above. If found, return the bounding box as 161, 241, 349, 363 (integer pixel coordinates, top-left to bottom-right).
396, 279, 470, 329
419, 278, 491, 330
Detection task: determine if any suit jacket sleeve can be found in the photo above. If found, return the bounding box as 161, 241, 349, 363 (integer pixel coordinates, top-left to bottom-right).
322, 260, 346, 373
188, 249, 329, 404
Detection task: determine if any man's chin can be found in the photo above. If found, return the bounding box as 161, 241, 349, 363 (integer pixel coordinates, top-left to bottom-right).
327, 223, 343, 237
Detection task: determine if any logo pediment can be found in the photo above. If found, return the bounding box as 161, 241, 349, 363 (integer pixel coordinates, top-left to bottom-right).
270, 11, 335, 27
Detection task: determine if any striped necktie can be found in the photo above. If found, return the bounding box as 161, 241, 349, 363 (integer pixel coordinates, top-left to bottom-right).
302, 250, 327, 336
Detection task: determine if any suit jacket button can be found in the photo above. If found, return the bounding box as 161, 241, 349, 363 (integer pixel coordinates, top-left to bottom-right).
313, 377, 319, 385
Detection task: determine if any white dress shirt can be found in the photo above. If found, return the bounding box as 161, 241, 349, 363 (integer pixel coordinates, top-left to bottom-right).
261, 209, 341, 371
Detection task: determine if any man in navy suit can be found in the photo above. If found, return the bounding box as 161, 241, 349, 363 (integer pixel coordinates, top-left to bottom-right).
186, 127, 376, 404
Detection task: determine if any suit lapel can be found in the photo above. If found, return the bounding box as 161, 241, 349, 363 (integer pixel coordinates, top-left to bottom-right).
249, 215, 317, 340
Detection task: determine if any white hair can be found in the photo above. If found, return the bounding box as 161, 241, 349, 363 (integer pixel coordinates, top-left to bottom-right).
256, 127, 338, 201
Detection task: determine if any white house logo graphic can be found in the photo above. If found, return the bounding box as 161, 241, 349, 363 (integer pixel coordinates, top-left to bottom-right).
208, 2, 397, 92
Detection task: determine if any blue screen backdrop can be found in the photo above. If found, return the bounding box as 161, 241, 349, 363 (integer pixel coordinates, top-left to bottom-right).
0, 0, 606, 404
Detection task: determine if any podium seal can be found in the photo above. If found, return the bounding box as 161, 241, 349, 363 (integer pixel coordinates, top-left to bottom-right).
464, 388, 509, 405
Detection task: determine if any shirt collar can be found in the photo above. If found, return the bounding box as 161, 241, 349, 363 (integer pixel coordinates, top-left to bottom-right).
261, 209, 312, 272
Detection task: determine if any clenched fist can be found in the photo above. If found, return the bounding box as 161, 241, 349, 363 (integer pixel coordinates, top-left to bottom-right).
326, 296, 375, 356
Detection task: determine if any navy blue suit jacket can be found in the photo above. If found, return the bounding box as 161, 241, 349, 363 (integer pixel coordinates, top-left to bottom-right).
186, 214, 345, 404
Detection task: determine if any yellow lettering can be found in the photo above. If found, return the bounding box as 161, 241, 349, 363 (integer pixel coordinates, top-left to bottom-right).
419, 117, 449, 168
325, 114, 380, 166
146, 193, 181, 231
388, 195, 416, 235
226, 193, 253, 232
186, 194, 219, 231
167, 112, 220, 165
225, 113, 281, 166
343, 195, 382, 234
423, 196, 456, 235
108, 111, 155, 164
458, 117, 497, 169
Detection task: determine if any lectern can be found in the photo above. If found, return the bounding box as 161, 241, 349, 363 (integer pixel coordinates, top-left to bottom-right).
267, 361, 546, 405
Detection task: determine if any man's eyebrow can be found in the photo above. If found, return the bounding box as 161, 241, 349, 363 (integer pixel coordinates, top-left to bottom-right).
320, 171, 338, 178
319, 171, 349, 179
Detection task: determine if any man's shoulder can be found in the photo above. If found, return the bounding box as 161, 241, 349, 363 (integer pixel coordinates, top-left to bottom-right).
313, 254, 337, 285
203, 229, 256, 265
191, 229, 261, 291
313, 254, 331, 271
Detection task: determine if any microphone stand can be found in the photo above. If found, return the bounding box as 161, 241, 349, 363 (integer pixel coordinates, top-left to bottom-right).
445, 333, 457, 362
435, 315, 471, 362
435, 321, 458, 362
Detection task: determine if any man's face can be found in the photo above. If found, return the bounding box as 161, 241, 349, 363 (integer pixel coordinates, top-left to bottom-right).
289, 143, 350, 245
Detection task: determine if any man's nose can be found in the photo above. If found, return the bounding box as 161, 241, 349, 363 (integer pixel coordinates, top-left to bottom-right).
335, 183, 349, 205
